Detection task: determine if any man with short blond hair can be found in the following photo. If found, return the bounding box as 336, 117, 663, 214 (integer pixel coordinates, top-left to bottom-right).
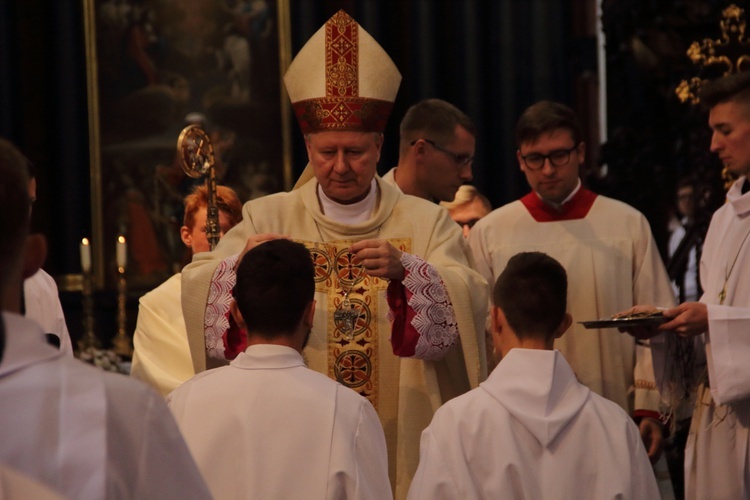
383, 98, 475, 202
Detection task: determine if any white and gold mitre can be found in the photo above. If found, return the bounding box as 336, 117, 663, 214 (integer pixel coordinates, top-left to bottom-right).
283, 10, 402, 134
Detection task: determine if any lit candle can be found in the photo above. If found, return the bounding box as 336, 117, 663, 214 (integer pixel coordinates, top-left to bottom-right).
117, 235, 127, 269
80, 238, 91, 273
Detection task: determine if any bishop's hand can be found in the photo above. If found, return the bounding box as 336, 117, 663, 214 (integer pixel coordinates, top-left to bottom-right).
350, 239, 405, 281
240, 233, 290, 261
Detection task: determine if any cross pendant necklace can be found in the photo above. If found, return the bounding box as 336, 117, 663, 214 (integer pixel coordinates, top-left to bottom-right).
334, 289, 359, 340
314, 220, 382, 341
718, 228, 750, 305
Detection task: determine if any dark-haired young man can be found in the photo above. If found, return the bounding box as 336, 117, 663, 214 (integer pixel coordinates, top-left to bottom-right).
468, 101, 675, 476
408, 252, 659, 499
620, 71, 750, 499
168, 239, 392, 499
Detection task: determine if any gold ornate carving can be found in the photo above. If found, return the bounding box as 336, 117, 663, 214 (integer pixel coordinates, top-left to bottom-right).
676, 4, 750, 103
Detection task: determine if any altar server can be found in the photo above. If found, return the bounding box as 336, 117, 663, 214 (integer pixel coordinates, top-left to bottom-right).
170, 239, 391, 499
408, 252, 660, 499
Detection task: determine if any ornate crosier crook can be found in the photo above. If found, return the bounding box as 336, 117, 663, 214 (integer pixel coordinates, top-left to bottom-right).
177, 125, 220, 250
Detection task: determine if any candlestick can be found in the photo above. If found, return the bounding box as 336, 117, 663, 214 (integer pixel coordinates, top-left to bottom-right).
116, 235, 127, 269
80, 238, 91, 273
113, 266, 133, 358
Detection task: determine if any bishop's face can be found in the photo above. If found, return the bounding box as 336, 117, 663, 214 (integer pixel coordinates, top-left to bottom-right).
709, 99, 750, 178
306, 131, 382, 204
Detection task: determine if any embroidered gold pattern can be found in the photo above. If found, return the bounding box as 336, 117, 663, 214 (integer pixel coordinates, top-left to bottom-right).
676, 4, 750, 104
326, 10, 358, 98
291, 10, 394, 134
300, 237, 410, 411
635, 379, 657, 390
292, 98, 394, 133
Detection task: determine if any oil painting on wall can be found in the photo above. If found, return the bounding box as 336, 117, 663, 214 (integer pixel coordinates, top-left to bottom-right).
84, 0, 291, 289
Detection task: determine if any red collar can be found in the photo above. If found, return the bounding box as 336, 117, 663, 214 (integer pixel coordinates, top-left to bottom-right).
520, 188, 598, 222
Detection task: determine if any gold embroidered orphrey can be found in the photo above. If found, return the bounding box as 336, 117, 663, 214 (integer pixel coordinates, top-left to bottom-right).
303, 237, 410, 411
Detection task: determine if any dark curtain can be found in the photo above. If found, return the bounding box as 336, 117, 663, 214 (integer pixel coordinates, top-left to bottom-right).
0, 0, 89, 276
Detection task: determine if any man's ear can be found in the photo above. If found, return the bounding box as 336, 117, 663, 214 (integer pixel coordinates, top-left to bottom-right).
305, 300, 316, 329
516, 149, 525, 172
304, 134, 313, 162
490, 305, 504, 344
180, 226, 191, 247
373, 133, 384, 163
554, 312, 573, 339
576, 141, 586, 165
229, 299, 247, 330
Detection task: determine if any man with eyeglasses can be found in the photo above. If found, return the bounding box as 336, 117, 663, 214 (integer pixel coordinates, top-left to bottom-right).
468, 100, 676, 495
382, 98, 476, 202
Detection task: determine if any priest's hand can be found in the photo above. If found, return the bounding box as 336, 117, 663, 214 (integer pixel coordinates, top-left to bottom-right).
660, 302, 708, 338
639, 417, 664, 464
240, 233, 290, 261
615, 305, 662, 340
350, 239, 405, 281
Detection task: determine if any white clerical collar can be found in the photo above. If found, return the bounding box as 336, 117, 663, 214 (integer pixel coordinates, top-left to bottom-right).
317, 178, 378, 224
536, 178, 582, 210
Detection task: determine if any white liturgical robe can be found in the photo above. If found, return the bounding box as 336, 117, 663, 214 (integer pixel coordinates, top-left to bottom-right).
652, 177, 750, 499
130, 273, 194, 396
168, 344, 392, 500
0, 312, 211, 500
408, 349, 660, 499
23, 269, 73, 356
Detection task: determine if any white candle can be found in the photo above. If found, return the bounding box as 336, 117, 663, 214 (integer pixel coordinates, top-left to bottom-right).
80, 238, 91, 273
117, 236, 127, 268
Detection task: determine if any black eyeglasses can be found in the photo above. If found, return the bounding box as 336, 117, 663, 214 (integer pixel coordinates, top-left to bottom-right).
411, 139, 474, 166
520, 144, 579, 171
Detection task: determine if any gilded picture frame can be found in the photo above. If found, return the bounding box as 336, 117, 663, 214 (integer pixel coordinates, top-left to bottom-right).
83, 0, 293, 290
